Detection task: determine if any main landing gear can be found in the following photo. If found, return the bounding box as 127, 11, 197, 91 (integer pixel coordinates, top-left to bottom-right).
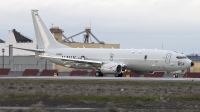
115, 72, 123, 77
95, 71, 124, 77
95, 71, 104, 77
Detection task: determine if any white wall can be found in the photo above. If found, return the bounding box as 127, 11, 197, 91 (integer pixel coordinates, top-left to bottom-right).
0, 30, 37, 56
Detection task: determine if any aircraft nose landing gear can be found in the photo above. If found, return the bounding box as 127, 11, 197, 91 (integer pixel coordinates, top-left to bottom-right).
174, 74, 178, 78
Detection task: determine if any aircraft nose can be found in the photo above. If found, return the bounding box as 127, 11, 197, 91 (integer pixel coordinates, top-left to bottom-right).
191, 62, 194, 67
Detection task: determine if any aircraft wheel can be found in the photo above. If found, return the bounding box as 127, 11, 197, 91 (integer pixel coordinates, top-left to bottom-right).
100, 73, 104, 77
95, 71, 103, 77
176, 74, 178, 78
118, 72, 123, 77
174, 74, 178, 78
115, 74, 119, 77
95, 71, 100, 77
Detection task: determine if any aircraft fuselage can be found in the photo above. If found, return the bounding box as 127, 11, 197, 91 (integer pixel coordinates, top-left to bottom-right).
43, 48, 192, 71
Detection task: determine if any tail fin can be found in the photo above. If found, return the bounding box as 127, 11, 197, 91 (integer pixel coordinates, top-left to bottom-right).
31, 10, 69, 49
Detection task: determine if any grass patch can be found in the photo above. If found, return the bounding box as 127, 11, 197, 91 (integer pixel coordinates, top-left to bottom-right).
1, 93, 200, 104
1, 79, 200, 87
168, 95, 200, 101
0, 94, 156, 103
0, 94, 39, 100
56, 95, 157, 103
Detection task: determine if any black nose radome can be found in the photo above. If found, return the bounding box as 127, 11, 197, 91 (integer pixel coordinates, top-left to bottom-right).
191, 62, 194, 67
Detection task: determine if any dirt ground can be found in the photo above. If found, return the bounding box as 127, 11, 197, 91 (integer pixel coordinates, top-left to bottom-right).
0, 79, 200, 112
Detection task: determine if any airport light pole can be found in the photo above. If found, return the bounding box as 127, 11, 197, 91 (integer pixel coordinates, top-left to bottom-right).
2, 48, 5, 69
45, 61, 47, 70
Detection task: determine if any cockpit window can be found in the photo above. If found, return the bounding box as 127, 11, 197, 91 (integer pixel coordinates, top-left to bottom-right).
176, 56, 187, 59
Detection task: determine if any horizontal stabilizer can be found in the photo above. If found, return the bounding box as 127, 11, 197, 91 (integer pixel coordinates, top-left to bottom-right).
9, 46, 45, 53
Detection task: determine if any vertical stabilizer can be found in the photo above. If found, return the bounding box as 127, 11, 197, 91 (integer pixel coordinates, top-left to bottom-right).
31, 10, 69, 49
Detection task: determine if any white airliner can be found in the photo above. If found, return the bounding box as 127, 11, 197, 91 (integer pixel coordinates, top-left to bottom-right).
12, 10, 194, 77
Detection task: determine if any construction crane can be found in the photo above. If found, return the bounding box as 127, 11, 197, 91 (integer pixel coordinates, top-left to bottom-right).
62, 27, 105, 44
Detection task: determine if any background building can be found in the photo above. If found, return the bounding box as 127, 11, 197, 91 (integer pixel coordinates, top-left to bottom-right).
0, 29, 53, 71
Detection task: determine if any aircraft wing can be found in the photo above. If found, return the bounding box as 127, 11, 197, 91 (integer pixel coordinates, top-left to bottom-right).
38, 55, 103, 66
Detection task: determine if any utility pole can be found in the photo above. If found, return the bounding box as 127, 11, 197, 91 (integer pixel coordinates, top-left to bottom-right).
2, 48, 5, 69
45, 61, 47, 70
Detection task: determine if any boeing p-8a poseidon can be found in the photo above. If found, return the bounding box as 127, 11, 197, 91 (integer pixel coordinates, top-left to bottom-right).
12, 10, 194, 77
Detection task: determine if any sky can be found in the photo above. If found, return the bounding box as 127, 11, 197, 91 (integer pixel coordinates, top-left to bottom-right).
0, 0, 200, 54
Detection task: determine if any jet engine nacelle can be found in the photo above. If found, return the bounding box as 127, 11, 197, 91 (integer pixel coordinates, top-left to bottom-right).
100, 63, 122, 74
